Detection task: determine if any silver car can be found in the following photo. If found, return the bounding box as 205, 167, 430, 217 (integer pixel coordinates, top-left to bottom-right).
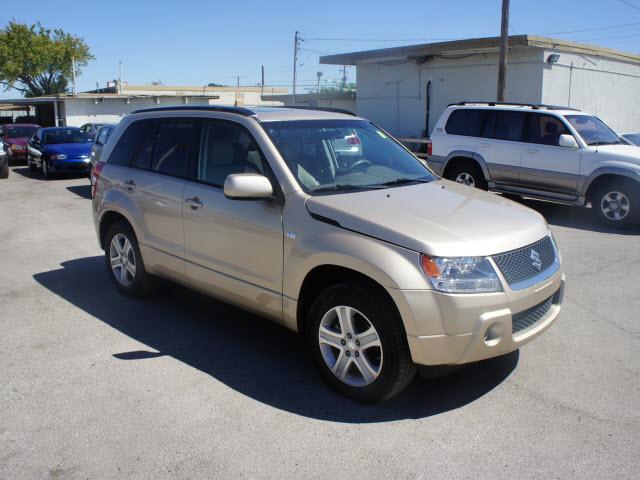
92, 106, 565, 402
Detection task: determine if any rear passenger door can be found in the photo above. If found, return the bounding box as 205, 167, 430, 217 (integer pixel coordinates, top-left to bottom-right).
478, 110, 526, 186
118, 118, 201, 278
519, 113, 580, 196
182, 119, 284, 318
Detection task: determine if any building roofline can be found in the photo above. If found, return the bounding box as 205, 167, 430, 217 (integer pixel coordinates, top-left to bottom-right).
320, 35, 640, 65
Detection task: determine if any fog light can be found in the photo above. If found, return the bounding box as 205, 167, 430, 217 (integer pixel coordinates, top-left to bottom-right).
483, 322, 505, 346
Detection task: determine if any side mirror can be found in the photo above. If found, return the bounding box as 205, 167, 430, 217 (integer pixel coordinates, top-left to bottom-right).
558, 134, 579, 148
224, 173, 273, 199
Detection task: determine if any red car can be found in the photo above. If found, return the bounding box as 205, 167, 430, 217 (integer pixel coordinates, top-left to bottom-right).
3, 124, 40, 163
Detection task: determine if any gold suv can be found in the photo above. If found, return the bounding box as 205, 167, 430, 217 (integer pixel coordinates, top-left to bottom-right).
92, 106, 565, 402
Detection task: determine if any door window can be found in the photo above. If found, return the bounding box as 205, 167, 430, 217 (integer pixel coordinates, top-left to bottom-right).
493, 111, 526, 142
525, 114, 570, 146
96, 128, 109, 145
197, 120, 270, 187
151, 120, 200, 178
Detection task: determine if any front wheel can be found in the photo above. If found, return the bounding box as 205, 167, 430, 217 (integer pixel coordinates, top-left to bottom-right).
0, 161, 8, 179
593, 180, 640, 228
41, 159, 51, 179
306, 282, 416, 403
27, 153, 37, 172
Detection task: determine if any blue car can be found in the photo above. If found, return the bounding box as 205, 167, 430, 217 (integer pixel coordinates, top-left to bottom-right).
27, 127, 93, 179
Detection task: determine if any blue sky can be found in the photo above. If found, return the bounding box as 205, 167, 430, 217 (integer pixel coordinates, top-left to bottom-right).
1, 0, 640, 97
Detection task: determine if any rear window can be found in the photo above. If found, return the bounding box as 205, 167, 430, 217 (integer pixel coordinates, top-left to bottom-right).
445, 109, 489, 137
107, 121, 150, 166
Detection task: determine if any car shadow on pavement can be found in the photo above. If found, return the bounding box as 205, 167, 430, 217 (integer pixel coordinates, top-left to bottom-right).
34, 256, 519, 423
11, 166, 88, 182
66, 185, 92, 200
511, 196, 640, 235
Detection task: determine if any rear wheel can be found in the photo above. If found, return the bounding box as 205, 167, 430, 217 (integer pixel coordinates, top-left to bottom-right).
593, 179, 640, 228
41, 159, 51, 179
104, 222, 152, 296
306, 282, 416, 403
446, 161, 488, 190
0, 161, 8, 179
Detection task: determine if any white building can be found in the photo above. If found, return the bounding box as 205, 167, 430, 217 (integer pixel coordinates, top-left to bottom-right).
320, 35, 640, 137
0, 84, 287, 127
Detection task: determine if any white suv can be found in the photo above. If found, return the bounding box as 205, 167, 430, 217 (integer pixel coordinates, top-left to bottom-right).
429, 102, 640, 228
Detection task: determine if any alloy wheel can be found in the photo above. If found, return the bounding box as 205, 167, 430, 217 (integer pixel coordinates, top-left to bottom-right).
455, 172, 476, 187
600, 191, 630, 221
109, 233, 137, 286
318, 305, 383, 387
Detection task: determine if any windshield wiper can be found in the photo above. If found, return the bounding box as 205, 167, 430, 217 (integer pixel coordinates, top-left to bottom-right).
378, 177, 431, 187
312, 184, 386, 193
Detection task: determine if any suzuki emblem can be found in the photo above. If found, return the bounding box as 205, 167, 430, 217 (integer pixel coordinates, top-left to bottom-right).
530, 249, 542, 271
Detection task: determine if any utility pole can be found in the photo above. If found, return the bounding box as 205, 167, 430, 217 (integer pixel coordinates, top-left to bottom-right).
292, 30, 300, 103
71, 57, 77, 95
118, 61, 123, 94
341, 65, 347, 90
497, 0, 510, 102
316, 71, 323, 93
236, 75, 240, 87
261, 65, 265, 96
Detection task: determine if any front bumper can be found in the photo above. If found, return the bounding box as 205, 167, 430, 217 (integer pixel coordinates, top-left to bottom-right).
390, 267, 565, 366
49, 159, 91, 173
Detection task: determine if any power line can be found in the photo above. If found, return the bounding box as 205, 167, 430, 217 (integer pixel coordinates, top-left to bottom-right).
576, 33, 640, 42
618, 0, 640, 11
535, 21, 640, 36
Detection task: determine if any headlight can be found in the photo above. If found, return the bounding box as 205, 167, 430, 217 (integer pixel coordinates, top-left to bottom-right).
50, 154, 67, 160
420, 254, 502, 293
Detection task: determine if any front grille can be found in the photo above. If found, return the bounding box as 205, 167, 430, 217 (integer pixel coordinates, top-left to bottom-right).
512, 292, 558, 334
492, 236, 556, 288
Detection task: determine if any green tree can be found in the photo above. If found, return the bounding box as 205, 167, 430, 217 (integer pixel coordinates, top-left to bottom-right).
0, 21, 94, 97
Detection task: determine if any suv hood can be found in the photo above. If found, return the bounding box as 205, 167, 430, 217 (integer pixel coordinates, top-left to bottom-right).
305, 180, 550, 257
592, 144, 640, 163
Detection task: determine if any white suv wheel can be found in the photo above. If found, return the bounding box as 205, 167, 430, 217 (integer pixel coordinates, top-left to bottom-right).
455, 172, 476, 187
600, 191, 630, 221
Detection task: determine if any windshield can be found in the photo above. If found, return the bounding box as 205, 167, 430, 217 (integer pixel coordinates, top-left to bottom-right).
5, 126, 37, 138
263, 120, 434, 193
564, 115, 621, 146
44, 129, 90, 144
623, 134, 640, 146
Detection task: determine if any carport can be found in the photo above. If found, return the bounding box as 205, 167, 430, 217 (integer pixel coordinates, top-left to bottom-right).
0, 96, 64, 127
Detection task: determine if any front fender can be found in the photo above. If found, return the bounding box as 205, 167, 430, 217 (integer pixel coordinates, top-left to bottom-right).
580, 164, 640, 195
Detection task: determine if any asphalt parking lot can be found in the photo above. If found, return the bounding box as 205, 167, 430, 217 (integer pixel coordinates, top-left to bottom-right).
1, 166, 639, 479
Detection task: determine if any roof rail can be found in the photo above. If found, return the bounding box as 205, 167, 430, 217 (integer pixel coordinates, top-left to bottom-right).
131, 105, 256, 116
266, 105, 357, 116
449, 101, 579, 111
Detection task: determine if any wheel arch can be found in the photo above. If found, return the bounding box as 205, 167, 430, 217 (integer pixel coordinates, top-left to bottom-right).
442, 150, 491, 181
295, 264, 402, 336
98, 209, 138, 250
583, 168, 640, 202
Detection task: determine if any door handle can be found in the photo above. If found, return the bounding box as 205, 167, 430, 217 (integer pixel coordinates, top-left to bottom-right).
525, 148, 538, 154
185, 196, 203, 209
479, 142, 491, 148
124, 180, 136, 191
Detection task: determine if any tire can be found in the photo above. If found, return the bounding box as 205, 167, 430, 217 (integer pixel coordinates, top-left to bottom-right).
0, 161, 8, 179
27, 153, 37, 172
104, 222, 153, 297
446, 161, 488, 190
306, 282, 416, 403
592, 179, 640, 228
41, 159, 51, 179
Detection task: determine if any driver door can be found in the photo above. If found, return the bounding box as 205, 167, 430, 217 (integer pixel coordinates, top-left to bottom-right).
182, 118, 284, 320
